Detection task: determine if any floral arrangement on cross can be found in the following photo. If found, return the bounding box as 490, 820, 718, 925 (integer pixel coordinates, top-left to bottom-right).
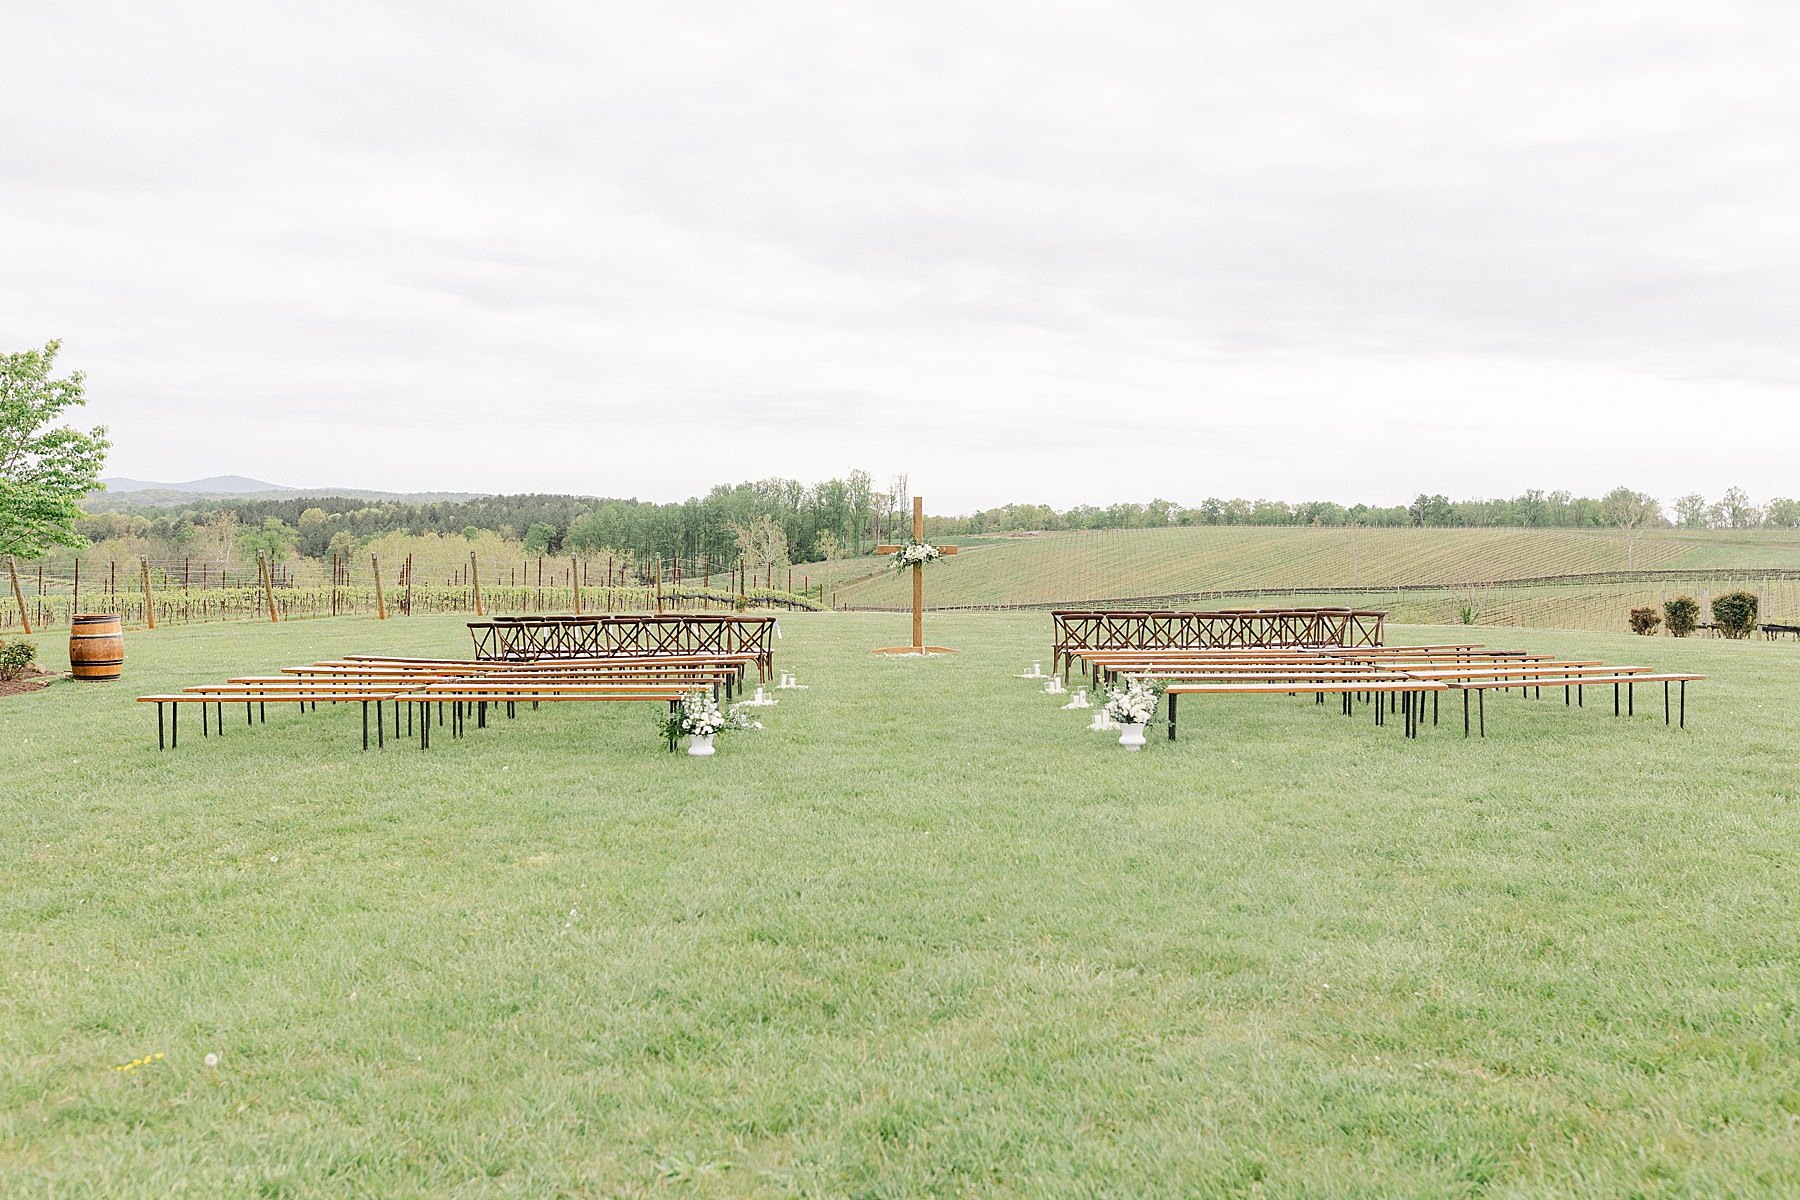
889, 539, 943, 570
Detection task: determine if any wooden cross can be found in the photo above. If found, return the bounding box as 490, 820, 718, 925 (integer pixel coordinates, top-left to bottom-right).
873, 496, 958, 654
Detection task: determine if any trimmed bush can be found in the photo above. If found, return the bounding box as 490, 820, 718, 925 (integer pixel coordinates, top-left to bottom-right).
1629, 606, 1662, 635
1712, 591, 1758, 639
1663, 596, 1699, 638
0, 639, 37, 682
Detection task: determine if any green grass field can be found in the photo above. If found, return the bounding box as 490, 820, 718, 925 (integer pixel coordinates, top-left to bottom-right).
834, 526, 1800, 611
5, 612, 1800, 1196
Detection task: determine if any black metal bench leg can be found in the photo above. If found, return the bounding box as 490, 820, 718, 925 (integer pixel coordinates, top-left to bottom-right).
172, 702, 178, 748
260, 701, 265, 723
1433, 692, 1438, 726
377, 700, 384, 748
158, 702, 164, 750
1479, 689, 1485, 737
421, 702, 430, 750
1680, 680, 1686, 728
1463, 689, 1469, 738
203, 702, 208, 737
362, 701, 369, 750
1664, 681, 1670, 725
247, 702, 253, 726
1628, 681, 1633, 717
1614, 682, 1619, 716
1168, 692, 1177, 741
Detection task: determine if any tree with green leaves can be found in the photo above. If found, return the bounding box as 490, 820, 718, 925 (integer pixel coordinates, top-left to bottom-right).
1, 341, 109, 559
238, 518, 297, 562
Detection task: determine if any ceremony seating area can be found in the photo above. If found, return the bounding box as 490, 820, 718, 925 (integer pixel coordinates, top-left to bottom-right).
137, 614, 771, 751
1070, 642, 1704, 740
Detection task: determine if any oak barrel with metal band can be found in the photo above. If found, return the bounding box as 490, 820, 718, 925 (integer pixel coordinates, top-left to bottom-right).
69, 613, 124, 680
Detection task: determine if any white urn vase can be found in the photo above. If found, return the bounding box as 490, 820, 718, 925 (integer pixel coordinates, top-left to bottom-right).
1117, 722, 1147, 750
687, 733, 716, 757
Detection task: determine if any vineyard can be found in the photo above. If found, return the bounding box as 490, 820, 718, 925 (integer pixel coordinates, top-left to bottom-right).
0, 536, 829, 634
11, 524, 1800, 636
829, 525, 1800, 632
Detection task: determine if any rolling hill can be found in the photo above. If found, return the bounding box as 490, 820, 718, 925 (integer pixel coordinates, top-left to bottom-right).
829, 525, 1800, 610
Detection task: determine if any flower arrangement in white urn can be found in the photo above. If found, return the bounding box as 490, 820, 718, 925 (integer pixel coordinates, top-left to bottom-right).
658, 691, 762, 756
1102, 679, 1163, 749
890, 540, 943, 569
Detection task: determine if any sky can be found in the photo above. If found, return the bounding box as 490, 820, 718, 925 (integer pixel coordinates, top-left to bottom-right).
3, 1, 1796, 512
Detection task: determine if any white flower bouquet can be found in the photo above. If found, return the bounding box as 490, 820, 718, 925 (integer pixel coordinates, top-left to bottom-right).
1103, 680, 1162, 726
891, 541, 943, 569
658, 692, 762, 744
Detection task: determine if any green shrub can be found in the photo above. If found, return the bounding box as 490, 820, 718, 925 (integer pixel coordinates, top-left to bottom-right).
1712, 591, 1758, 639
1663, 596, 1699, 637
1629, 606, 1662, 635
1457, 606, 1477, 625
0, 639, 37, 682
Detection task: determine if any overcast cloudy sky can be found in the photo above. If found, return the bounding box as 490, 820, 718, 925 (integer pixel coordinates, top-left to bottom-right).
3, 2, 1796, 510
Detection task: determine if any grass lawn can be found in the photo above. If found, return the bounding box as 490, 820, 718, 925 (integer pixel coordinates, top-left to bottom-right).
3, 611, 1799, 1197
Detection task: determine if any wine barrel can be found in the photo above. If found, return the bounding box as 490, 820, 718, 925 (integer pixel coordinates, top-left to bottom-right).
69, 614, 124, 680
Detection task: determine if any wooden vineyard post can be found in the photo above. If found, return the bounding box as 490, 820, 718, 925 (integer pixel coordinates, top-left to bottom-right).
656, 555, 664, 614
7, 556, 30, 634
470, 553, 484, 617
571, 557, 582, 615
872, 496, 958, 654
139, 556, 156, 629
259, 554, 278, 622
372, 553, 387, 619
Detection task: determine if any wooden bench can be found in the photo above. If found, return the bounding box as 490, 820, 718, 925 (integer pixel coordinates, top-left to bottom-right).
1164, 678, 1448, 740
138, 690, 407, 749
394, 685, 696, 748
142, 674, 719, 751
1444, 673, 1705, 735
1159, 670, 1705, 741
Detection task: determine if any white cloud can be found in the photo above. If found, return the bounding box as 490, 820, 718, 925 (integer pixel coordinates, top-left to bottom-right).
2, 1, 1796, 509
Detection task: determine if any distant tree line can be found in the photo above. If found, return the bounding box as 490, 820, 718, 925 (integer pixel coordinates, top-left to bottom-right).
68, 477, 1799, 568
930, 487, 1797, 535
72, 473, 918, 567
